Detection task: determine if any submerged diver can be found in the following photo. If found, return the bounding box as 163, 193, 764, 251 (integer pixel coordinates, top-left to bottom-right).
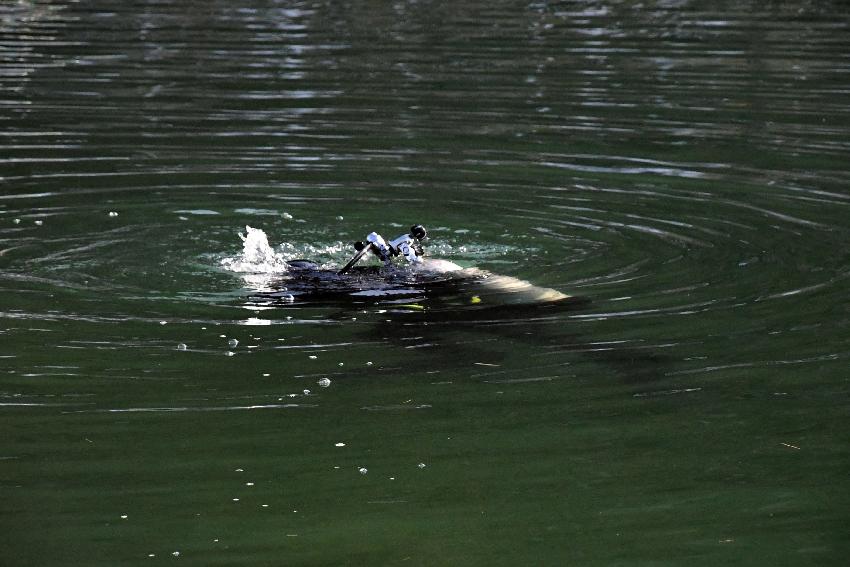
251, 224, 572, 307
237, 225, 665, 384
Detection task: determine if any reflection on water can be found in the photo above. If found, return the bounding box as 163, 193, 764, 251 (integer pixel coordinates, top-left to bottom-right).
2, 0, 850, 564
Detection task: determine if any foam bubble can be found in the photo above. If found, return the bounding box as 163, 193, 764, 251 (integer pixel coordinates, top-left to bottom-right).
221, 226, 289, 275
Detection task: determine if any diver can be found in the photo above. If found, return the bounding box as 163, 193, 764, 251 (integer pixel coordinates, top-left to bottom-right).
249, 223, 571, 306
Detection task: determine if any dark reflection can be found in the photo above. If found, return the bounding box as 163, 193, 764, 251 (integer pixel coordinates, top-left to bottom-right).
245, 261, 671, 385
368, 294, 669, 386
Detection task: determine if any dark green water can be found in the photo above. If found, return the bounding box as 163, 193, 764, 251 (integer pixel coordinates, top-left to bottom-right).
2, 1, 850, 564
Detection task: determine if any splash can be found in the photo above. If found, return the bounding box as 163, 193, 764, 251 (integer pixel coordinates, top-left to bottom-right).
221, 226, 289, 275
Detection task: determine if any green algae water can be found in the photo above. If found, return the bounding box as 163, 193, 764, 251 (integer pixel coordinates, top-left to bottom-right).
2, 1, 850, 564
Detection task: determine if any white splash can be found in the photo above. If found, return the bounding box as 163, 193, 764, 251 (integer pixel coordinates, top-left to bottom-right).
221, 226, 289, 274
220, 226, 290, 291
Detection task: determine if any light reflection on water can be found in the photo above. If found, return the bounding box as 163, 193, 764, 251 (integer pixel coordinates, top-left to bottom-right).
2, 0, 850, 564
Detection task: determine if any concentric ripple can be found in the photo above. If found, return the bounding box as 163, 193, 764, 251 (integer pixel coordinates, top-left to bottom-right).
1, 0, 848, 386
2, 2, 850, 563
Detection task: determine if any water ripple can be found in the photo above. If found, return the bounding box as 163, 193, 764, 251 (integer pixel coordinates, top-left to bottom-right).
2, 0, 849, 390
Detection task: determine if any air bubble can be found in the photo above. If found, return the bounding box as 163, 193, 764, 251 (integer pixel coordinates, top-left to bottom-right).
108, 211, 118, 217
358, 467, 368, 475
228, 338, 239, 348
176, 343, 187, 351
317, 378, 331, 388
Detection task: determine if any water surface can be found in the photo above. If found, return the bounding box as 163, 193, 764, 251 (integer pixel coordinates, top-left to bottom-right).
2, 1, 849, 565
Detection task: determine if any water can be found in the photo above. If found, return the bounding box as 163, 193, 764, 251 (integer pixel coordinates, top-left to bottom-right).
2, 0, 849, 564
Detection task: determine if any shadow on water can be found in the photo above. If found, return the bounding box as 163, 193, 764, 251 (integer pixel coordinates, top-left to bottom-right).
245, 262, 669, 385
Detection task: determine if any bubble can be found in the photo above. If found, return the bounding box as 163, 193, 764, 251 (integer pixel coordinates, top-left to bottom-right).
338, 362, 344, 367
335, 442, 345, 447
176, 343, 187, 351
108, 211, 118, 217
303, 389, 311, 395
282, 212, 293, 220
418, 463, 427, 469
159, 321, 167, 325
225, 351, 235, 357
120, 515, 128, 519
172, 552, 180, 557
335, 215, 344, 220
358, 467, 368, 475
34, 220, 43, 226
366, 361, 373, 366
13, 218, 21, 224
246, 482, 254, 486
309, 355, 317, 360
317, 378, 331, 388
228, 338, 239, 348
